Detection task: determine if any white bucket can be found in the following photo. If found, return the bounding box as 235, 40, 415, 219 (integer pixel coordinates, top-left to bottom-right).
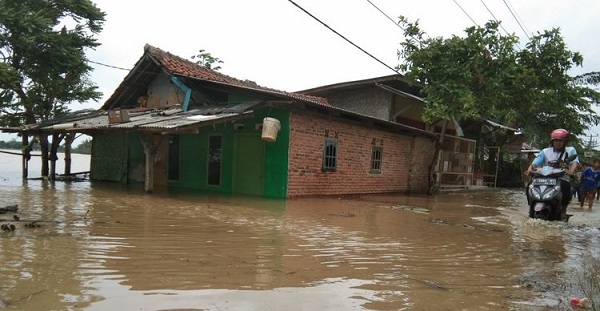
261, 117, 281, 142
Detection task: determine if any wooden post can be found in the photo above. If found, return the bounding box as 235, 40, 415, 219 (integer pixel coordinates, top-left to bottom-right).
39, 134, 49, 178
494, 147, 500, 188
140, 134, 159, 193
49, 133, 64, 180
144, 149, 155, 192
64, 133, 74, 175
21, 135, 29, 179
49, 134, 57, 180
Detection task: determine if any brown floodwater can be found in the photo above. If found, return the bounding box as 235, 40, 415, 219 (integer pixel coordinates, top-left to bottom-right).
1, 151, 600, 311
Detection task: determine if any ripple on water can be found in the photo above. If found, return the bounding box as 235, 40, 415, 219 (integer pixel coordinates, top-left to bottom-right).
0, 185, 585, 310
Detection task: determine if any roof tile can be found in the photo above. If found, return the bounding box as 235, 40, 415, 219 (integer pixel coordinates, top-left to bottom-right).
145, 44, 329, 106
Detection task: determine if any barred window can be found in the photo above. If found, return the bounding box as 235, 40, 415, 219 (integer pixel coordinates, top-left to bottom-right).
322, 139, 338, 171
371, 146, 382, 173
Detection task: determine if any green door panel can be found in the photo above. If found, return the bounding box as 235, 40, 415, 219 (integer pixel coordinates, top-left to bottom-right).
234, 135, 264, 196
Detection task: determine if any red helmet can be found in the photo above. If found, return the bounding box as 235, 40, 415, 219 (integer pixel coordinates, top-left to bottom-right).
550, 128, 569, 141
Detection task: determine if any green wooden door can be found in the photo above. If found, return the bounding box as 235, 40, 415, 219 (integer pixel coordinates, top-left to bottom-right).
234, 135, 265, 196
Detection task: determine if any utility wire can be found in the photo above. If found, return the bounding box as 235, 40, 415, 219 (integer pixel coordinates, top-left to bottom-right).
88, 60, 130, 71
505, 0, 531, 35
287, 0, 399, 74
501, 0, 530, 40
364, 0, 404, 31
452, 0, 479, 27
479, 0, 511, 36
89, 0, 530, 80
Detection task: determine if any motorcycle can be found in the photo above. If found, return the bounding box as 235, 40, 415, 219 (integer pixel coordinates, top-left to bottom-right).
526, 154, 577, 221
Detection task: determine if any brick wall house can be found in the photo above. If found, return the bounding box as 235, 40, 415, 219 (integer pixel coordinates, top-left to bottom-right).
6, 45, 438, 198
300, 75, 476, 189
287, 109, 434, 197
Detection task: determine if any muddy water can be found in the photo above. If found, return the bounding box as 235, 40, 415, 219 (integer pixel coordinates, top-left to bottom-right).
1, 152, 600, 310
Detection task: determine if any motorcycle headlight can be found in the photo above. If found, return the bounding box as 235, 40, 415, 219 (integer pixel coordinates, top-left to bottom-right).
530, 188, 542, 200
541, 185, 561, 200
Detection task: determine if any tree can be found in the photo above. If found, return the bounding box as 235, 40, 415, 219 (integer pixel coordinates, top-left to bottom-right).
0, 138, 33, 150
0, 0, 105, 176
396, 17, 600, 147
191, 49, 223, 71
72, 137, 91, 154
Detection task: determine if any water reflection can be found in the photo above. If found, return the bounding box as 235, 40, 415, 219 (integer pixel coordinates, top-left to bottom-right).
1, 152, 600, 310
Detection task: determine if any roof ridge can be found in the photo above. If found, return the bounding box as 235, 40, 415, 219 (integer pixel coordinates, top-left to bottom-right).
141, 43, 329, 106
144, 44, 267, 89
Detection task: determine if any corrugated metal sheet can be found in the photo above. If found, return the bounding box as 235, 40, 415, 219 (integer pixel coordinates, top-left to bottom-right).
39, 104, 254, 133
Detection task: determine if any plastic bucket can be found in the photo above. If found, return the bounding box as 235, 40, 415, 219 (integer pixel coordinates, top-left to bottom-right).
261, 117, 281, 142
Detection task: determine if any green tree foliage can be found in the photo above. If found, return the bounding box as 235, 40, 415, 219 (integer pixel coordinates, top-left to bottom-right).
0, 0, 105, 176
396, 17, 600, 147
0, 138, 29, 150
0, 0, 105, 126
72, 137, 91, 154
191, 49, 223, 71
0, 137, 90, 154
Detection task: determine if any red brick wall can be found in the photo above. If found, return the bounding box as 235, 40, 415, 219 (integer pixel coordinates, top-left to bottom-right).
287, 110, 435, 197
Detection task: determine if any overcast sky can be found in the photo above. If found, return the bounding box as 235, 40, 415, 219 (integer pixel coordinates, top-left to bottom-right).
3, 0, 600, 141
86, 0, 599, 93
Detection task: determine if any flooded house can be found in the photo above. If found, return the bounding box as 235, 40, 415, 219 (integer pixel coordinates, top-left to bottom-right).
299, 76, 478, 190
4, 44, 446, 198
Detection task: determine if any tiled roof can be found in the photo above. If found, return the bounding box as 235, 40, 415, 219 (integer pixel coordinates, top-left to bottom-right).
144, 44, 329, 106
0, 44, 436, 140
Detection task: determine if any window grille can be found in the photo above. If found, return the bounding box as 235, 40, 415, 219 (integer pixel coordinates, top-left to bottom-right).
371, 146, 382, 173
322, 139, 337, 171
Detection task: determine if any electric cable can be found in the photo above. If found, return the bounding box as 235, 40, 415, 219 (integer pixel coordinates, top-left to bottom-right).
88, 60, 130, 71
287, 0, 399, 74
505, 0, 531, 35
452, 0, 479, 27
501, 0, 530, 40
480, 0, 511, 36
364, 0, 404, 31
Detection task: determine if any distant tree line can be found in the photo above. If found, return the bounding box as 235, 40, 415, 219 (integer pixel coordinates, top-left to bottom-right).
73, 139, 92, 154
0, 138, 91, 154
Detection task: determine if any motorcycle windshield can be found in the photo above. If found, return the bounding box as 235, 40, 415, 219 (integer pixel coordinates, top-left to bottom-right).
533, 166, 564, 177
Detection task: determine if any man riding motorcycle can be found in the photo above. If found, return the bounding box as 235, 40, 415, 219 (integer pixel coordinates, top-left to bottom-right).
525, 128, 579, 220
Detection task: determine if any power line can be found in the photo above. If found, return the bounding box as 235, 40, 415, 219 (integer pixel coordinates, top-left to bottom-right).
287, 0, 399, 74
452, 0, 479, 27
505, 0, 531, 35
89, 0, 532, 81
501, 0, 530, 40
479, 0, 511, 36
88, 60, 130, 71
364, 0, 404, 31
585, 133, 598, 155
